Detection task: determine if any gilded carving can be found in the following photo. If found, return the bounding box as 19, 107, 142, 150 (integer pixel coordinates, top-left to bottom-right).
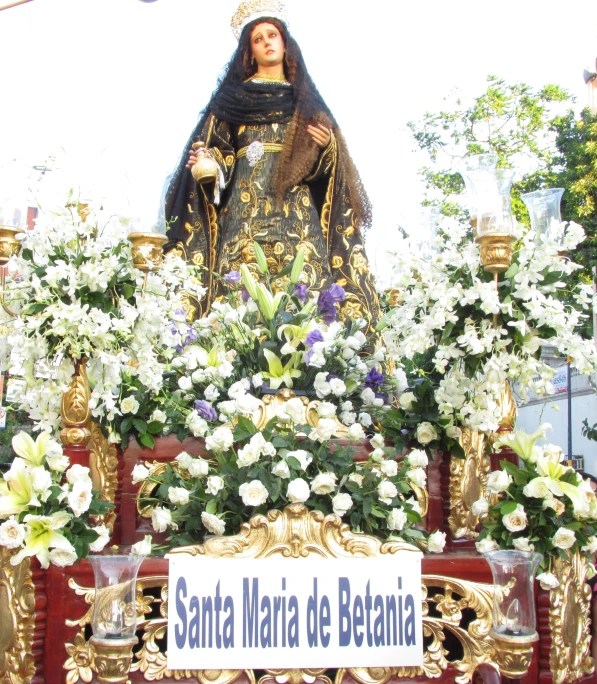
475, 234, 515, 274
90, 635, 138, 684
261, 670, 330, 684
127, 233, 168, 272
88, 421, 119, 532
549, 551, 595, 684
61, 358, 92, 447
0, 549, 36, 683
448, 428, 490, 540
497, 381, 516, 430
490, 631, 537, 679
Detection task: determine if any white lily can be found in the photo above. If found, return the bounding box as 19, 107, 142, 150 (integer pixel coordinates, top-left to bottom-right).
11, 431, 55, 467
255, 284, 288, 321
493, 424, 551, 462
0, 459, 40, 517
262, 350, 302, 390
10, 512, 75, 570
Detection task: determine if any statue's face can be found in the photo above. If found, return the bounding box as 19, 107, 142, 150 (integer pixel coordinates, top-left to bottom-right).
250, 22, 285, 67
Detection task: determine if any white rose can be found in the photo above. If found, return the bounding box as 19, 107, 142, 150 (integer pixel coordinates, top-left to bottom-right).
0, 518, 26, 548
235, 393, 262, 416
317, 402, 337, 419
228, 379, 250, 399
206, 476, 225, 495
314, 372, 331, 398
486, 470, 512, 494
150, 409, 167, 423
239, 480, 269, 507
370, 434, 385, 450
502, 504, 528, 533
151, 506, 175, 532
31, 467, 52, 494
206, 426, 234, 453
186, 413, 209, 437
285, 398, 306, 423
387, 508, 407, 531
552, 527, 576, 550
358, 412, 373, 428
131, 534, 152, 556
407, 449, 428, 468
68, 480, 93, 516
471, 498, 489, 517
236, 444, 260, 468
121, 395, 140, 414
204, 384, 220, 402
523, 478, 550, 498
416, 422, 438, 446
446, 426, 462, 440
537, 572, 559, 590
309, 418, 338, 443
428, 530, 446, 554
407, 469, 427, 488
178, 376, 193, 391
49, 546, 79, 567
348, 423, 365, 442
201, 512, 226, 536
582, 536, 597, 554
287, 478, 310, 503
168, 487, 190, 506
329, 378, 346, 396
513, 537, 535, 552
188, 458, 210, 479
370, 448, 385, 463
543, 497, 566, 516
272, 461, 290, 479
252, 373, 264, 388
132, 463, 150, 484
46, 452, 70, 473
399, 392, 416, 411
405, 496, 421, 514
377, 480, 398, 504
89, 524, 111, 553
380, 460, 398, 477
285, 450, 313, 471
475, 537, 500, 553
175, 452, 194, 471
66, 464, 91, 486
348, 473, 364, 487
311, 473, 337, 495
217, 400, 237, 417
332, 493, 353, 517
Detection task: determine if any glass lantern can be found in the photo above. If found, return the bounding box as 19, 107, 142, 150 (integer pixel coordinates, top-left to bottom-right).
457, 154, 499, 230
484, 550, 542, 636
521, 188, 565, 244
89, 554, 145, 639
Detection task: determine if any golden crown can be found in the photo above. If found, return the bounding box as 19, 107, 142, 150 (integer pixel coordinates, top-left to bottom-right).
230, 0, 288, 41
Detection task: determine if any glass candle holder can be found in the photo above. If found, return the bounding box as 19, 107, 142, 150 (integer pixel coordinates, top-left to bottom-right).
484, 550, 542, 636
89, 554, 145, 639
521, 188, 565, 244
457, 154, 499, 227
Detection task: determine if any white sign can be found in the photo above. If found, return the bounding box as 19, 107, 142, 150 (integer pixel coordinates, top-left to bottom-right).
167, 556, 423, 670
552, 368, 568, 394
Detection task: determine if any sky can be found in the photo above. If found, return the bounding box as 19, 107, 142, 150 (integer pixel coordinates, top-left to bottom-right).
0, 0, 596, 274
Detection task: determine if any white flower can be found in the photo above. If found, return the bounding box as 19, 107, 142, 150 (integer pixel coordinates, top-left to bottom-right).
471, 498, 489, 517
317, 402, 337, 419
406, 469, 427, 488
67, 480, 93, 517
121, 396, 140, 414
150, 409, 167, 423
89, 524, 111, 552
236, 444, 260, 468
285, 398, 306, 423
206, 476, 225, 496
239, 480, 269, 507
513, 537, 535, 552
131, 534, 152, 556
188, 458, 210, 479
380, 460, 398, 477
502, 504, 528, 533
329, 378, 347, 396
31, 467, 52, 494
543, 497, 566, 516
543, 444, 564, 463
348, 423, 365, 442
252, 373, 264, 388
168, 487, 190, 506
552, 527, 576, 550
285, 450, 313, 471
370, 434, 385, 450
348, 473, 364, 487
428, 530, 446, 553
309, 418, 338, 443
407, 449, 428, 468
205, 426, 234, 453
358, 412, 373, 428
178, 376, 193, 391
387, 508, 407, 531
537, 572, 559, 590
66, 464, 92, 486
201, 512, 226, 536
287, 478, 310, 503
314, 372, 331, 398
235, 393, 262, 416
175, 452, 194, 471
49, 546, 79, 567
204, 384, 220, 402
332, 493, 353, 517
377, 480, 398, 504
151, 506, 174, 533
475, 537, 500, 553
0, 518, 26, 548
582, 536, 597, 554
523, 478, 550, 498
486, 470, 512, 494
186, 413, 209, 437
446, 426, 462, 440
132, 464, 150, 484
370, 448, 385, 463
311, 473, 337, 495
416, 422, 438, 446
46, 452, 70, 473
399, 392, 416, 411
272, 461, 290, 479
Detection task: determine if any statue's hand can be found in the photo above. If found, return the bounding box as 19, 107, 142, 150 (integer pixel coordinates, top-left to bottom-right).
186, 141, 208, 168
308, 124, 331, 149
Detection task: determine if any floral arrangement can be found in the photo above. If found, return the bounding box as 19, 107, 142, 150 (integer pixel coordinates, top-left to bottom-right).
0, 194, 204, 438
381, 216, 597, 434
0, 431, 113, 568
473, 425, 597, 588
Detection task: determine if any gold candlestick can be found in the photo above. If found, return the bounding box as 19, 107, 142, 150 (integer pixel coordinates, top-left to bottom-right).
490, 629, 538, 679
475, 234, 515, 274
89, 635, 138, 684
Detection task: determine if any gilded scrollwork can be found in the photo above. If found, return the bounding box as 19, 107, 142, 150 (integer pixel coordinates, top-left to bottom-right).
0, 549, 36, 683
448, 428, 490, 540
61, 358, 92, 447
549, 551, 595, 684
88, 421, 119, 532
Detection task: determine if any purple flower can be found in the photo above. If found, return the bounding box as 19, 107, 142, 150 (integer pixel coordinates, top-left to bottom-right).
305, 330, 324, 347
328, 284, 346, 303
224, 271, 241, 285
194, 400, 217, 422
375, 392, 388, 405
365, 368, 384, 390
304, 348, 314, 365
317, 291, 337, 324
241, 287, 250, 302
174, 309, 186, 318
294, 283, 308, 303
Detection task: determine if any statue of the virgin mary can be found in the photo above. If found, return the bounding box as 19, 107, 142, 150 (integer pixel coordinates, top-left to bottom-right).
165, 0, 380, 326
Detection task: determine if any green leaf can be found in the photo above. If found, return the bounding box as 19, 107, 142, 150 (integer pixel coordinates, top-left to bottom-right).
133, 419, 147, 435
139, 433, 155, 449
500, 500, 518, 515
147, 421, 164, 435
